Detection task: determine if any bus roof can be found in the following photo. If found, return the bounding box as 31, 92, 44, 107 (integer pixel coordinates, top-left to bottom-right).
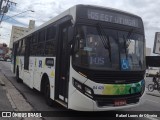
84, 4, 140, 18
14, 5, 75, 42
14, 4, 142, 42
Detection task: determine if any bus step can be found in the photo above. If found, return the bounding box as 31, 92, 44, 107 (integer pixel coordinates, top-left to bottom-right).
55, 99, 67, 108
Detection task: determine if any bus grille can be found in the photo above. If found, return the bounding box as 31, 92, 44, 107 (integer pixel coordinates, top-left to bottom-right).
87, 71, 144, 84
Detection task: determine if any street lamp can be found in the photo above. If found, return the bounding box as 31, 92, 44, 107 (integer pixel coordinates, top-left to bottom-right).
0, 10, 34, 24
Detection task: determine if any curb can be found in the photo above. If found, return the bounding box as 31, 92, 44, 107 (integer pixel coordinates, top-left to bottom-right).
146, 92, 160, 97
2, 73, 43, 120
0, 76, 5, 86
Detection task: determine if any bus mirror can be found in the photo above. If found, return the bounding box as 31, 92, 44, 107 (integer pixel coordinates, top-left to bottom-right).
68, 26, 74, 43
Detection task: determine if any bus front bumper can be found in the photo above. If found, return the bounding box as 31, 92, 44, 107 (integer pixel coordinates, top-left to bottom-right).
68, 89, 145, 111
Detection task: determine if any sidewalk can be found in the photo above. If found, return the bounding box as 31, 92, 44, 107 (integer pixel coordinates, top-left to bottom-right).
0, 74, 19, 120
0, 73, 42, 120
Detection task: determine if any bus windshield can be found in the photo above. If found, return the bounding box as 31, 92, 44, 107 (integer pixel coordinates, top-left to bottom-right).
73, 25, 145, 71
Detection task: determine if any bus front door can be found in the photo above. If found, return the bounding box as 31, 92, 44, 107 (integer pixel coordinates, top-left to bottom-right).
55, 22, 71, 104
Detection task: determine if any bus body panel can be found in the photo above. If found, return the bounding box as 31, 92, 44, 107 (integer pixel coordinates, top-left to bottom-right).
31, 57, 56, 99
68, 62, 145, 111
68, 57, 88, 93
69, 90, 94, 111
23, 70, 31, 87
15, 56, 56, 100
17, 56, 24, 80
11, 4, 146, 111
84, 79, 143, 95
68, 88, 143, 111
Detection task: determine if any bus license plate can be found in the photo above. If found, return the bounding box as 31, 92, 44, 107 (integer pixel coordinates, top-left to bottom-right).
114, 99, 126, 106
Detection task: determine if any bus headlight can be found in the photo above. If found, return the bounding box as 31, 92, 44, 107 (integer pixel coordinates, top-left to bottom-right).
73, 78, 83, 91
84, 86, 93, 98
73, 78, 94, 98
85, 87, 92, 95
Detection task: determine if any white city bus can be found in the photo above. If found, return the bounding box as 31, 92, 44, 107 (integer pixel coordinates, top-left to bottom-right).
11, 4, 146, 111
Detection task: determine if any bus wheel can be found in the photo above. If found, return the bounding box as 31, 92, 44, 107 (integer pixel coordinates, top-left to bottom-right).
16, 67, 21, 83
44, 80, 53, 106
158, 88, 160, 93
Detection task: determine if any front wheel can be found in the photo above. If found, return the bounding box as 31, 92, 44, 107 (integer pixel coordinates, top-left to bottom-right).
148, 84, 154, 92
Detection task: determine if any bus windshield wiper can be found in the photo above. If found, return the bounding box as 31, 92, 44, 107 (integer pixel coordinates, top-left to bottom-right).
122, 29, 134, 58
96, 23, 111, 62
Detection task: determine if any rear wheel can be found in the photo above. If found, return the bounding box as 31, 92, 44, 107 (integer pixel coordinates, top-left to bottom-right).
16, 67, 21, 83
158, 87, 160, 93
44, 80, 53, 106
148, 84, 154, 92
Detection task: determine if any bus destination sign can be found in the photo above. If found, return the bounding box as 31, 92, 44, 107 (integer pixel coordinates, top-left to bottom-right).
88, 9, 139, 27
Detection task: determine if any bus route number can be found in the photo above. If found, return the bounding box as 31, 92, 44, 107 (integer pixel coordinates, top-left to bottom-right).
93, 86, 104, 90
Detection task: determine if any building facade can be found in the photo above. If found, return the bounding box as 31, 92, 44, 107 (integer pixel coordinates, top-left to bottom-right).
0, 43, 9, 59
9, 20, 35, 49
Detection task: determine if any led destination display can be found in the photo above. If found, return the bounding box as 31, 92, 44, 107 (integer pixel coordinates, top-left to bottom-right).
87, 9, 139, 27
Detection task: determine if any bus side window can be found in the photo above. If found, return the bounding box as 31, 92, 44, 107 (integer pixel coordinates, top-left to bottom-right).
45, 25, 56, 56
45, 40, 56, 56
21, 39, 26, 55
38, 29, 46, 42
33, 33, 37, 43
37, 43, 45, 56
31, 44, 38, 56
37, 29, 45, 56
46, 25, 56, 41
17, 41, 21, 55
30, 33, 37, 56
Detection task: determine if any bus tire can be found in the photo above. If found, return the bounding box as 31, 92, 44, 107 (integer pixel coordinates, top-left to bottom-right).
158, 87, 160, 93
44, 80, 53, 106
16, 67, 21, 83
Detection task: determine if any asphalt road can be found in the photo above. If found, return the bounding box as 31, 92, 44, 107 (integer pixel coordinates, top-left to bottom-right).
0, 61, 160, 120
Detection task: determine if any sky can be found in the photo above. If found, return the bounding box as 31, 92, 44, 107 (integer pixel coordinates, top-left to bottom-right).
0, 0, 160, 51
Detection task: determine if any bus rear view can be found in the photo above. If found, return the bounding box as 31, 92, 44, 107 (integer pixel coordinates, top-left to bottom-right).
69, 5, 145, 111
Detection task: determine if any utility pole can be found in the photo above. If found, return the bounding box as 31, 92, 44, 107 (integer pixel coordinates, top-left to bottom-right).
0, 0, 3, 14
0, 0, 17, 25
